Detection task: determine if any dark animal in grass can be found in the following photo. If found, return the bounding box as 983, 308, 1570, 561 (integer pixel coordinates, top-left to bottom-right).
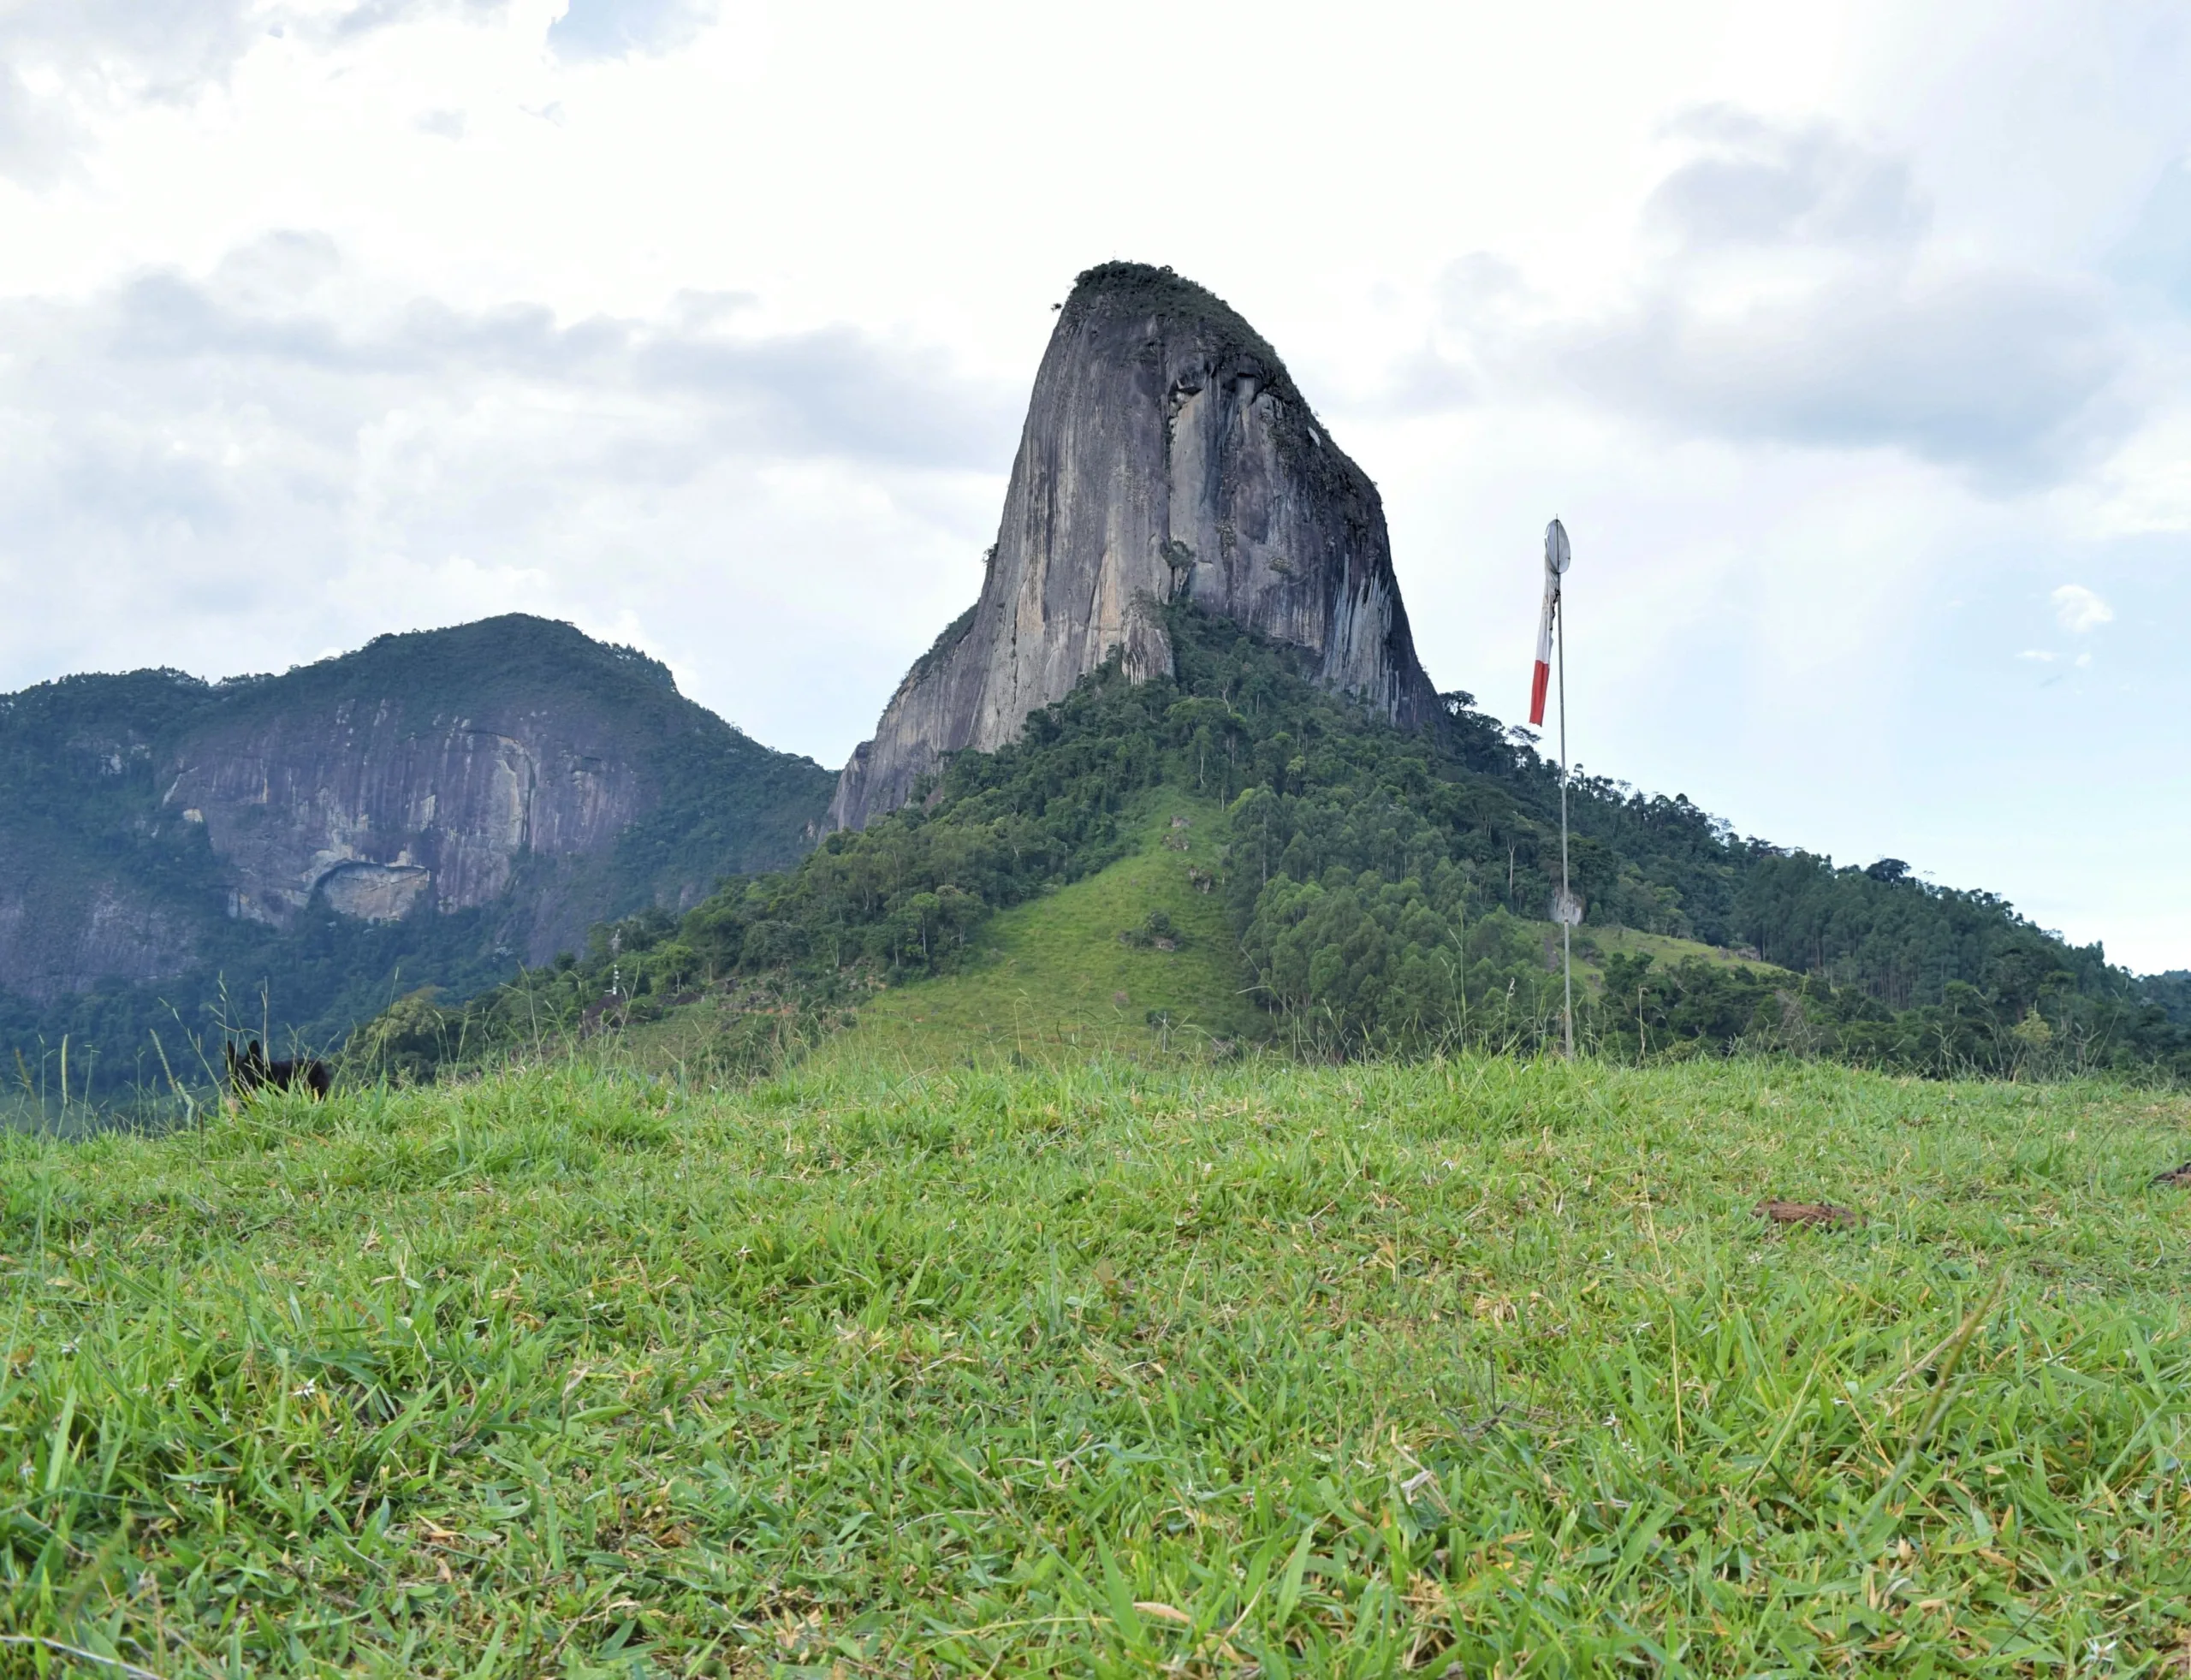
223, 1039, 331, 1105
1755, 1199, 1859, 1229
2149, 1162, 2191, 1187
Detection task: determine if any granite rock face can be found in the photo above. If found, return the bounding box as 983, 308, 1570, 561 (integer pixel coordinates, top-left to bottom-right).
163, 694, 649, 935
829, 262, 1439, 830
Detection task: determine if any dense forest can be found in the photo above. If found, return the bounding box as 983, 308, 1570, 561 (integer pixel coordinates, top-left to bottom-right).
367, 605, 2187, 1082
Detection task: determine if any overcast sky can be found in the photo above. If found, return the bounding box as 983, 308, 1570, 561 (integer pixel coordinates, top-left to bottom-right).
2, 0, 2187, 970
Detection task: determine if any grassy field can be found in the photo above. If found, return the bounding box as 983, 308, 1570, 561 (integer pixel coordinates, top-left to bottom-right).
816, 792, 1266, 1067
0, 1052, 2187, 1676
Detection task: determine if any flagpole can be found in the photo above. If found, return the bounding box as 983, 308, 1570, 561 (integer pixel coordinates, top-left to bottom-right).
1558, 582, 1573, 1060
1530, 518, 1575, 1058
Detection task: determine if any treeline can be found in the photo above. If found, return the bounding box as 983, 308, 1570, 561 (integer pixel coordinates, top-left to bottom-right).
359, 605, 2184, 1081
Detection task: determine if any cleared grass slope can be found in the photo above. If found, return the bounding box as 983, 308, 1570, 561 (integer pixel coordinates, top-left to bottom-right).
822, 790, 1265, 1066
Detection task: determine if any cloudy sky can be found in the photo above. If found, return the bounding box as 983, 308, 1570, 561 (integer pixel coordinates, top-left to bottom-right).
2, 0, 2187, 969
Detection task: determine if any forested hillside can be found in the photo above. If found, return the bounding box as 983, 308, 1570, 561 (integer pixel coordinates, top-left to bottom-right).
386, 605, 2183, 1079
1, 617, 834, 1092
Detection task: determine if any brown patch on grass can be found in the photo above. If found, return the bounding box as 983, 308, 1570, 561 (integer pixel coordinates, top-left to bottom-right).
1756, 1198, 1860, 1229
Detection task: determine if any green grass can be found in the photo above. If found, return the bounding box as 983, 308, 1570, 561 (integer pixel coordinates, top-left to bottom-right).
1580, 924, 1796, 981
1, 1053, 2188, 1675
822, 792, 1266, 1066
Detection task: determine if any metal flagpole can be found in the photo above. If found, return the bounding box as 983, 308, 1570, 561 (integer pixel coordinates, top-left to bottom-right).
1541, 518, 1574, 1060
1558, 575, 1572, 1059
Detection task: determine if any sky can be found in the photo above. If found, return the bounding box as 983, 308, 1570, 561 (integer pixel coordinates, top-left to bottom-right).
1, 0, 2187, 970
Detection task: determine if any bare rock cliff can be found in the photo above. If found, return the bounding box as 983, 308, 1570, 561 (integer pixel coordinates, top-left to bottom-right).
164, 698, 649, 934
829, 261, 1439, 829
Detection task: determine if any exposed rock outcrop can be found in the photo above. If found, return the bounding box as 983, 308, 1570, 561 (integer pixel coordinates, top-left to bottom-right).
830, 262, 1439, 830
163, 697, 649, 932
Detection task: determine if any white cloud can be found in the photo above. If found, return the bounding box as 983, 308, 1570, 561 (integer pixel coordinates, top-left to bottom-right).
2080, 404, 2191, 536
1643, 106, 1930, 252
2109, 153, 2191, 310
2016, 649, 2057, 662
0, 0, 521, 184
1416, 111, 2138, 490
2051, 584, 2115, 632
1561, 266, 2126, 487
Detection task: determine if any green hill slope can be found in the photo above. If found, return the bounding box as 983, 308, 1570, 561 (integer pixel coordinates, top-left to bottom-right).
398, 603, 2186, 1083
497, 794, 1810, 1083
821, 796, 1800, 1069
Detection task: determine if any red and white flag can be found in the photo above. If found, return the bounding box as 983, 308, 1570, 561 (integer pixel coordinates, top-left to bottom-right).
1529, 519, 1571, 726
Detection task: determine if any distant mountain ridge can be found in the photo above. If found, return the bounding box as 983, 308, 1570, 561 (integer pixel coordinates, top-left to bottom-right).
16, 262, 2182, 1095
0, 615, 834, 1071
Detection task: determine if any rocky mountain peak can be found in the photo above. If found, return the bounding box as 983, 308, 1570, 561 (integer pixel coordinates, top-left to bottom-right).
829, 261, 1440, 830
